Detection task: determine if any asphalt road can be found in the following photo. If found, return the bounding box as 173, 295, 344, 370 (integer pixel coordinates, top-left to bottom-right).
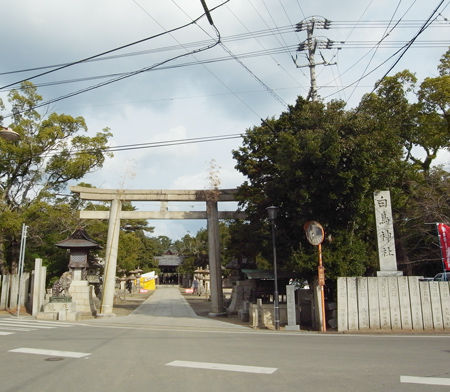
0, 287, 449, 392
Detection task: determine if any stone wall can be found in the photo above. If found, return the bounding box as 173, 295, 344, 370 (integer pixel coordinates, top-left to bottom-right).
249, 302, 287, 329
337, 276, 450, 332
0, 272, 31, 311
0, 259, 47, 315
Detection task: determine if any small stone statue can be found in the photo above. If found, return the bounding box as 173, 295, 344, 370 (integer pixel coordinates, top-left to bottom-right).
51, 271, 72, 297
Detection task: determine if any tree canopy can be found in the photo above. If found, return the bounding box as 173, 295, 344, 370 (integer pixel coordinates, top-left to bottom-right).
0, 82, 112, 274
231, 50, 449, 285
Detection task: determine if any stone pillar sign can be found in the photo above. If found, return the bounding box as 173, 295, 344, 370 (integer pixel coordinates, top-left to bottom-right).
285, 285, 300, 330
374, 190, 402, 277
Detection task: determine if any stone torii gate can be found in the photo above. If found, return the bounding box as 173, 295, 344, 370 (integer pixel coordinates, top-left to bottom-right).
70, 186, 244, 317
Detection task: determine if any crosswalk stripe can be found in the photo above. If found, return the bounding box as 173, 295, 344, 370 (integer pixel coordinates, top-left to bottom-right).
401, 376, 450, 386
0, 318, 79, 336
0, 326, 34, 332
0, 321, 55, 329
9, 347, 90, 358
4, 318, 76, 327
166, 360, 278, 374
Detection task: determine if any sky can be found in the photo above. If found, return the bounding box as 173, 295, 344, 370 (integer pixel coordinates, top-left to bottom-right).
0, 0, 449, 240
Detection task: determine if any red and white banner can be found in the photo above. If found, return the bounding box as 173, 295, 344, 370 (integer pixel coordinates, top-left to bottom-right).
437, 223, 450, 270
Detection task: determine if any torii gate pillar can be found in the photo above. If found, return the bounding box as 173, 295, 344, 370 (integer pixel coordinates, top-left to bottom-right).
100, 198, 122, 315
207, 200, 224, 316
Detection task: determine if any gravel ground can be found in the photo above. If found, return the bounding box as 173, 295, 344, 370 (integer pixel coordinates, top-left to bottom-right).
0, 291, 154, 318
180, 289, 251, 328
111, 291, 154, 316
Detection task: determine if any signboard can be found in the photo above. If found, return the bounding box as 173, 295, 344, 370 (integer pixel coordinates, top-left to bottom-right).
318, 266, 325, 286
373, 190, 397, 271
304, 221, 324, 246
437, 223, 450, 270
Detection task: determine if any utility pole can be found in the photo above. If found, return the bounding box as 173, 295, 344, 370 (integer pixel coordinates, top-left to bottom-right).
294, 17, 337, 101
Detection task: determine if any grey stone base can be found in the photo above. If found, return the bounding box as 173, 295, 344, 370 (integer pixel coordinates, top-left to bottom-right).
36, 311, 82, 321
285, 325, 300, 331
208, 312, 227, 317
36, 312, 58, 321
376, 270, 403, 277
95, 313, 117, 318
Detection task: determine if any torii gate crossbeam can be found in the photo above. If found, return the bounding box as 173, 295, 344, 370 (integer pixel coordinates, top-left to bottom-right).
70, 186, 245, 317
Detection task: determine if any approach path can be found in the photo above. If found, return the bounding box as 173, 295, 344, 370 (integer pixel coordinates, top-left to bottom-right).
89, 286, 246, 331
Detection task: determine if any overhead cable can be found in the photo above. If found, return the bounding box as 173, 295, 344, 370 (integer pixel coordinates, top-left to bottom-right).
165, 0, 267, 119
346, 0, 408, 102
1, 19, 447, 77
370, 0, 446, 94
39, 133, 244, 159
1, 40, 446, 94
323, 0, 446, 100
186, 0, 289, 108
2, 2, 233, 118
0, 0, 229, 90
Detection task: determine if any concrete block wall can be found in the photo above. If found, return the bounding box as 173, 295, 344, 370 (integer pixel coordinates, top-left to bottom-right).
338, 276, 450, 332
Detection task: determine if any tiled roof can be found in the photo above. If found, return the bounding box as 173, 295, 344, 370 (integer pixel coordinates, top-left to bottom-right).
155, 255, 183, 267
55, 228, 100, 249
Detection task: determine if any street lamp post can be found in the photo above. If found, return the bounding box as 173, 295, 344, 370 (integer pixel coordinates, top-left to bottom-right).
266, 206, 280, 330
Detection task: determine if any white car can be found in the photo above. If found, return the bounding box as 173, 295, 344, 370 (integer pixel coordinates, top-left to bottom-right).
433, 272, 449, 281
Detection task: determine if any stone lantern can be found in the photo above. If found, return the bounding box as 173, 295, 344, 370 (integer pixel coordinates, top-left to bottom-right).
53, 228, 101, 317
55, 228, 100, 281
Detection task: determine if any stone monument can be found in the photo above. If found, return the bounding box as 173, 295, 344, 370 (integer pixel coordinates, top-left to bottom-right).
373, 190, 402, 277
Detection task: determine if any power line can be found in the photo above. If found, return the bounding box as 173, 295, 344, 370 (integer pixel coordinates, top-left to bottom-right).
160, 0, 276, 118
132, 0, 260, 117
2, 2, 234, 119
3, 39, 222, 119
38, 132, 244, 159
226, 3, 306, 87
295, 0, 307, 19
1, 19, 447, 77
323, 0, 447, 101
131, 0, 263, 120
0, 9, 215, 90
261, 0, 294, 58
369, 0, 446, 94
346, 0, 409, 102
1, 40, 446, 94
175, 0, 288, 108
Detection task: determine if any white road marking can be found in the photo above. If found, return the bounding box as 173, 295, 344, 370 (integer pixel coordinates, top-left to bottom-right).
0, 321, 55, 329
0, 331, 14, 335
401, 376, 450, 386
9, 347, 90, 358
166, 360, 277, 374
4, 318, 75, 327
0, 326, 34, 332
